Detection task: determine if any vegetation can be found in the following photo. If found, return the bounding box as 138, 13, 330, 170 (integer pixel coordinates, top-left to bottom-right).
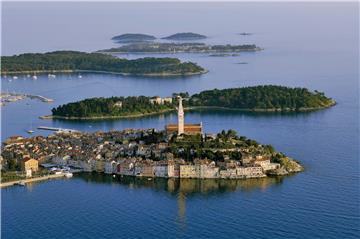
1, 51, 205, 76
188, 85, 335, 111
111, 33, 156, 43
162, 32, 207, 40
51, 85, 335, 118
52, 96, 175, 118
98, 42, 261, 53
168, 129, 273, 162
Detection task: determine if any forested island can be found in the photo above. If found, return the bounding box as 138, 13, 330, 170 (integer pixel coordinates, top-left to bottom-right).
162, 32, 207, 40
111, 33, 156, 43
97, 42, 261, 54
49, 85, 335, 119
1, 51, 206, 76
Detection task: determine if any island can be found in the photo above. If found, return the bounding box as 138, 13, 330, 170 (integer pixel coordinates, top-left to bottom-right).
48, 85, 336, 120
97, 42, 262, 54
1, 51, 206, 77
238, 32, 253, 36
162, 32, 207, 40
0, 128, 303, 186
111, 33, 156, 43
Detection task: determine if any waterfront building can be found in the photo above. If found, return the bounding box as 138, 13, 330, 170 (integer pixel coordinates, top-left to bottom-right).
236, 166, 266, 178
104, 161, 117, 174
254, 157, 280, 171
166, 96, 202, 135
21, 157, 38, 173
180, 165, 197, 178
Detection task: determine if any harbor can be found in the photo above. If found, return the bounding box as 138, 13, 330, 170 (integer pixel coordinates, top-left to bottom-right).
0, 92, 54, 106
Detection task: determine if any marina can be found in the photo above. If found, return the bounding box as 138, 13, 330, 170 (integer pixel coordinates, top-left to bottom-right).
0, 92, 54, 106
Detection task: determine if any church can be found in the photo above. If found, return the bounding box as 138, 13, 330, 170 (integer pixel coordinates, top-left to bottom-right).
165, 96, 202, 135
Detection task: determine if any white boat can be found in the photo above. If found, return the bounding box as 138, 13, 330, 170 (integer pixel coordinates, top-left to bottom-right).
27, 74, 31, 78
78, 75, 82, 79
32, 75, 37, 80
64, 172, 73, 178
13, 76, 18, 80
48, 74, 56, 79
27, 130, 34, 134
16, 181, 26, 186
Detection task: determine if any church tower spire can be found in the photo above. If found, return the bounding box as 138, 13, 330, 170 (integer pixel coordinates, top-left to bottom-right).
178, 96, 184, 135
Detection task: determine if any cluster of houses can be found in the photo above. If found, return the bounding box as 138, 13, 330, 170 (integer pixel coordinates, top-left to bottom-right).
1, 128, 281, 179
149, 96, 173, 105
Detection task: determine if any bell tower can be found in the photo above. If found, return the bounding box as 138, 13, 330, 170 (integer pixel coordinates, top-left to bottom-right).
177, 96, 184, 135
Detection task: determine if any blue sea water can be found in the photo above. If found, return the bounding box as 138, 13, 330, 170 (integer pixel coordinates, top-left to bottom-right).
1, 2, 359, 239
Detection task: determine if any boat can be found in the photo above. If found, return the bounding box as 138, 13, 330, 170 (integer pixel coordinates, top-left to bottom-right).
147, 178, 152, 181
27, 130, 34, 134
78, 75, 82, 79
32, 75, 37, 80
13, 76, 18, 80
64, 172, 73, 178
16, 181, 26, 186
112, 174, 116, 178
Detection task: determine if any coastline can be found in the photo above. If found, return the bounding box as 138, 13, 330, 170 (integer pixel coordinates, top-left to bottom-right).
0, 174, 67, 188
97, 48, 263, 54
1, 69, 208, 77
42, 101, 336, 120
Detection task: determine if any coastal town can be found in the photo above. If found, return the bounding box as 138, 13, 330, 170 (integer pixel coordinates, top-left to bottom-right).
0, 97, 303, 186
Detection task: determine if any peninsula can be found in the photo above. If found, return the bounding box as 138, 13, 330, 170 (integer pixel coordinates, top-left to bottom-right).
97, 42, 262, 54
48, 85, 336, 120
1, 128, 303, 184
111, 33, 156, 43
1, 51, 206, 76
162, 32, 207, 40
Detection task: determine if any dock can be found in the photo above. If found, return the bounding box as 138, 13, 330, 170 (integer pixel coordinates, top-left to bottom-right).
37, 126, 80, 133
26, 94, 54, 102
0, 174, 66, 188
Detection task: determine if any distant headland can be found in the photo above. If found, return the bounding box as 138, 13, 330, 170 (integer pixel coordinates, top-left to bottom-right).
162, 32, 207, 40
46, 85, 336, 120
1, 51, 206, 77
97, 42, 262, 54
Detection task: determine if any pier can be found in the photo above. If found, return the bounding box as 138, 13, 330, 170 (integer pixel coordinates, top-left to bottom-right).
26, 94, 54, 102
37, 126, 80, 133
0, 92, 54, 105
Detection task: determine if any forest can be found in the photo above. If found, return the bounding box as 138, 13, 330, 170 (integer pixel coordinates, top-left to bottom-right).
1, 51, 205, 75
51, 85, 335, 118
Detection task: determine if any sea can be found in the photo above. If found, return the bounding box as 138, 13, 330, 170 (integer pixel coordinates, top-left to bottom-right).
1, 2, 359, 239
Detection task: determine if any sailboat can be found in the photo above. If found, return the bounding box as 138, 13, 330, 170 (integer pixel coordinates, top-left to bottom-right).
27, 121, 34, 134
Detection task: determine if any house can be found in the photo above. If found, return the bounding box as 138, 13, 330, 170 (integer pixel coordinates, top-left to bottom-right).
236, 166, 266, 178
21, 158, 38, 172
149, 96, 162, 105
180, 165, 197, 178
104, 161, 117, 174
141, 165, 154, 177
254, 157, 280, 171
154, 165, 168, 177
